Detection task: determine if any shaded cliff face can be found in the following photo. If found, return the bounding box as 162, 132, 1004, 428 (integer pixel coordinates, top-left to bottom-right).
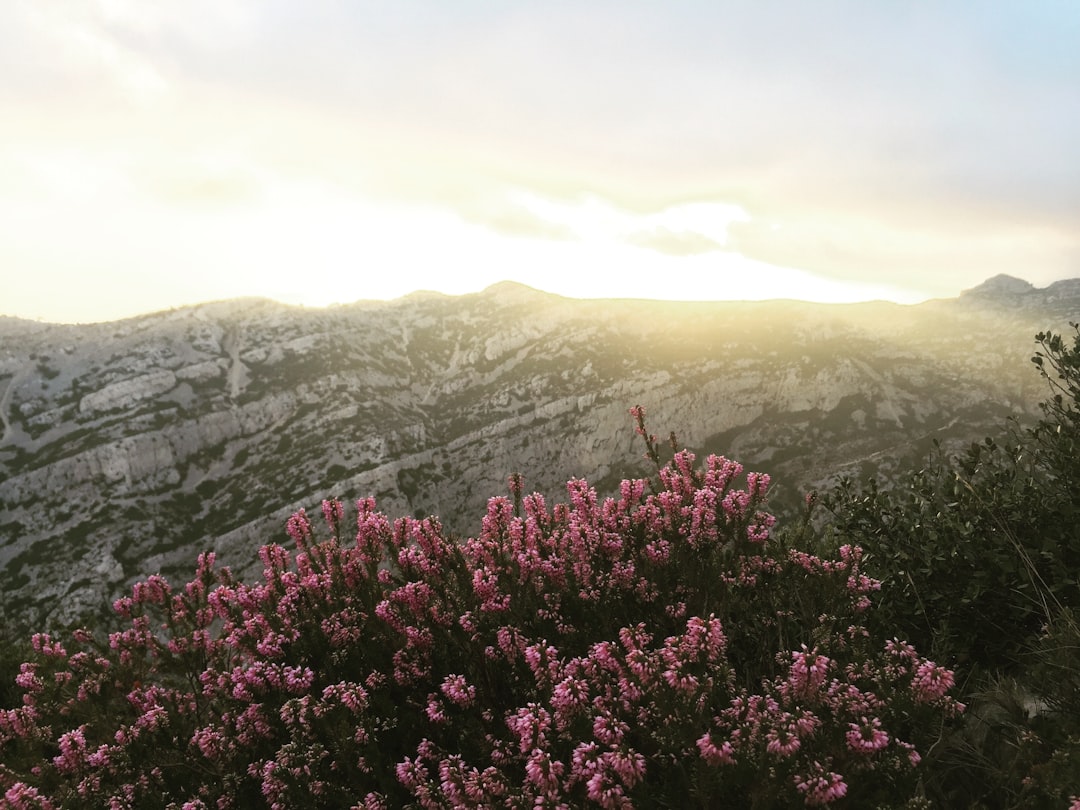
0, 277, 1076, 627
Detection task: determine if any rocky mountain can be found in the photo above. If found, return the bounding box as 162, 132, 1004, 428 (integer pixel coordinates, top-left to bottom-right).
1, 275, 1078, 628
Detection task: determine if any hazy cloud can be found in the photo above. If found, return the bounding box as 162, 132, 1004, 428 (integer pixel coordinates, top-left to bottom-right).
2, 0, 1079, 319
468, 206, 578, 242
725, 216, 1080, 296
135, 157, 266, 208
627, 229, 725, 257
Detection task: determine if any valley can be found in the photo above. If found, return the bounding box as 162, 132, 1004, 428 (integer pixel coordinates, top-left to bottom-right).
1, 274, 1076, 627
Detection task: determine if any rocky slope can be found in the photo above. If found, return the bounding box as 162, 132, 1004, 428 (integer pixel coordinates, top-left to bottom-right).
1, 275, 1077, 627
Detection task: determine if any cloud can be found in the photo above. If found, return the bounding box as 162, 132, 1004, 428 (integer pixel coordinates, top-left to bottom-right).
470, 207, 578, 242
3, 1, 169, 104
135, 156, 266, 208
484, 194, 748, 253
2, 0, 1078, 319
725, 215, 1080, 296
626, 229, 725, 257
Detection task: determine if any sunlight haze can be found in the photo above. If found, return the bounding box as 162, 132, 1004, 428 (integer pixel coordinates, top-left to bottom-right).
1, 1, 1078, 322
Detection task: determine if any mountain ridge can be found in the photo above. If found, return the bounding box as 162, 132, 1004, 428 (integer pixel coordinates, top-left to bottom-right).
1, 276, 1078, 627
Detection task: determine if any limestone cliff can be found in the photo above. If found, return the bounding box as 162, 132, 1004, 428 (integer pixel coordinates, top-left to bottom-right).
0, 277, 1075, 627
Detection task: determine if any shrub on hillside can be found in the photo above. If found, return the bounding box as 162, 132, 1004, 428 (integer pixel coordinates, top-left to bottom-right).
824, 326, 1080, 669
822, 327, 1080, 808
1, 409, 960, 808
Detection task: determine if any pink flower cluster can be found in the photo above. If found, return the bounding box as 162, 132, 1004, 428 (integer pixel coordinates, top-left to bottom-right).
0, 407, 962, 808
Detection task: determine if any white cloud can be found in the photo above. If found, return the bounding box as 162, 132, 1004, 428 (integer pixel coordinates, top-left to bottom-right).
504, 193, 749, 251
13, 0, 169, 103
1, 0, 1077, 320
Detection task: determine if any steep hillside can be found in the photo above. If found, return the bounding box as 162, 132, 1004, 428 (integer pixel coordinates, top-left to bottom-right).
1, 276, 1077, 626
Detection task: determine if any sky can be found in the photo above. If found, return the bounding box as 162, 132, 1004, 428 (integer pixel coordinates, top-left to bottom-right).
1, 1, 1078, 323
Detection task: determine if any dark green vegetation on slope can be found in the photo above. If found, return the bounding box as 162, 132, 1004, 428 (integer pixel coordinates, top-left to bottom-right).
820, 325, 1080, 807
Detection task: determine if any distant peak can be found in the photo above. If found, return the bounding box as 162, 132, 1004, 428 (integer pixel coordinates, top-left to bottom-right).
479, 281, 552, 302
960, 274, 1035, 298
399, 289, 451, 302
1045, 278, 1080, 296
482, 281, 542, 295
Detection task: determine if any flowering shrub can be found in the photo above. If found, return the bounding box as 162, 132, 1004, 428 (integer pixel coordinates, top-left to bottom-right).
0, 408, 961, 808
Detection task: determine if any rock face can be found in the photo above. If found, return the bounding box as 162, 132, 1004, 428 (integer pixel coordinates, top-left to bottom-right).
1, 277, 1077, 627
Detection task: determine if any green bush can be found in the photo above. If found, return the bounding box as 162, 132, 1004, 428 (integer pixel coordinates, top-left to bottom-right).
821, 326, 1080, 807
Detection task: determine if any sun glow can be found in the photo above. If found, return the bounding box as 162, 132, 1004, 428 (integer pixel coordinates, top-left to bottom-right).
1, 1, 1076, 324
0, 165, 928, 324
232, 187, 923, 312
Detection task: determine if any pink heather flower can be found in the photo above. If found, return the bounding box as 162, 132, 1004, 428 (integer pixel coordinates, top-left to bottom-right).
703, 454, 743, 491
322, 498, 344, 531
885, 638, 918, 661
473, 567, 511, 612
896, 739, 922, 767
30, 633, 66, 658
551, 676, 589, 725
134, 705, 168, 733
131, 574, 171, 605
1068, 797, 1080, 810
746, 471, 771, 498
192, 726, 227, 760
845, 716, 890, 753
788, 550, 822, 573
71, 627, 95, 645
602, 749, 646, 788
697, 733, 736, 765
285, 508, 313, 547
425, 696, 447, 724
282, 665, 315, 694
524, 643, 560, 683
912, 660, 955, 702
53, 725, 88, 773
618, 477, 646, 505
584, 770, 631, 809
590, 641, 619, 672
322, 682, 369, 713
765, 726, 802, 757
86, 744, 111, 770
790, 646, 830, 698
838, 544, 862, 564
660, 604, 686, 622
592, 714, 629, 746
112, 595, 134, 617
15, 663, 43, 694
507, 704, 552, 754
678, 614, 727, 661
644, 538, 672, 564
721, 489, 751, 520
618, 623, 652, 652
794, 765, 848, 806
507, 473, 524, 498
846, 573, 882, 593
440, 674, 476, 707
524, 749, 564, 793
4, 782, 56, 810
746, 513, 775, 543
